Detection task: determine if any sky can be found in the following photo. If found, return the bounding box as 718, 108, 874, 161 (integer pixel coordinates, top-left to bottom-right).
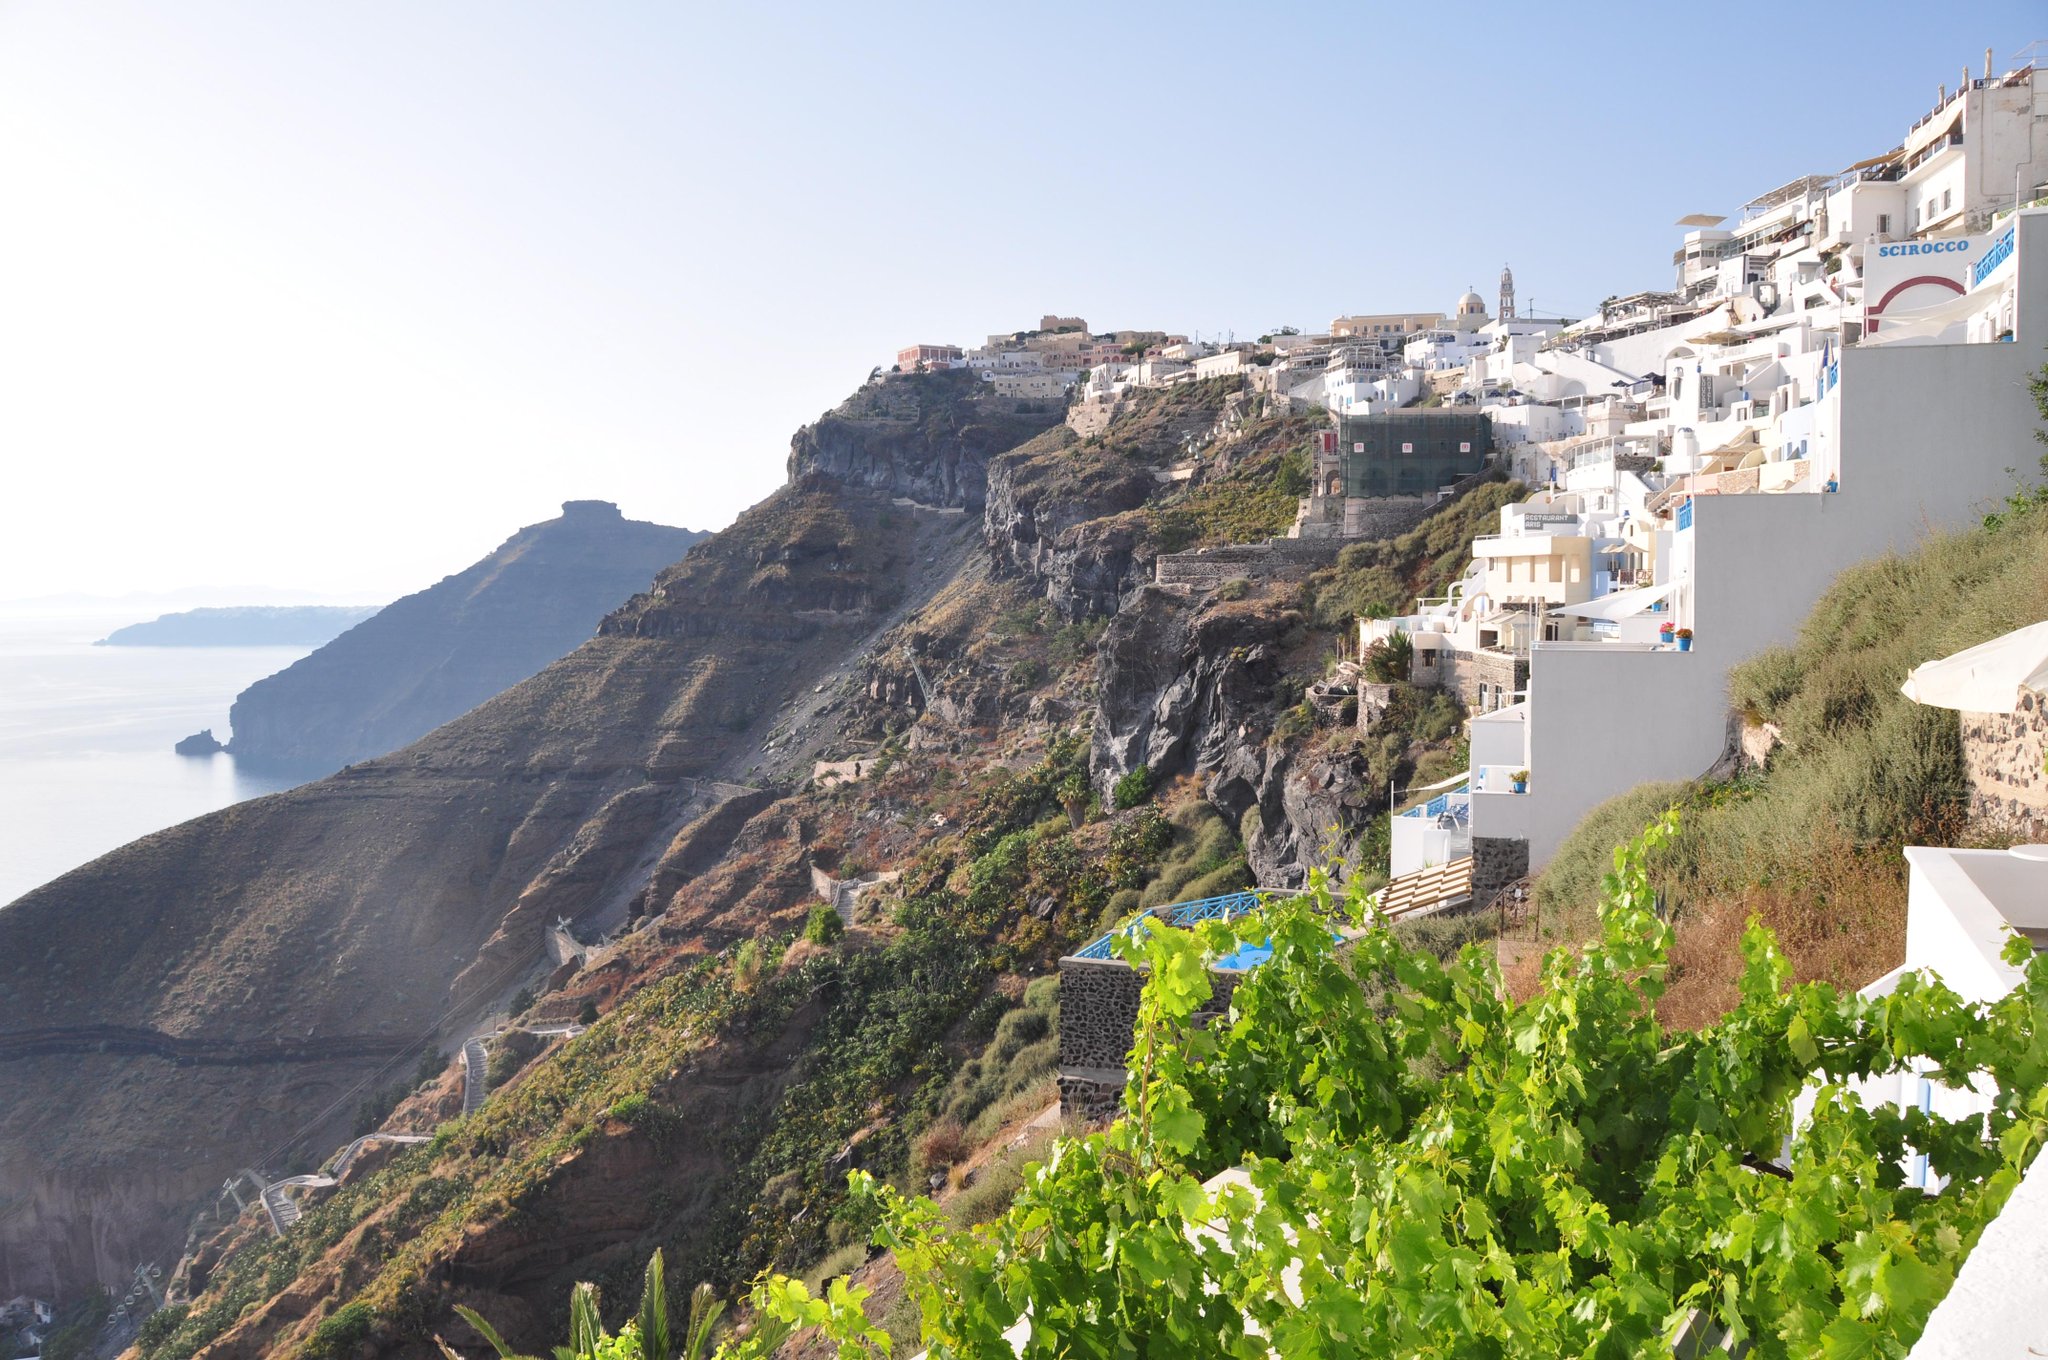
2, 3, 2042, 605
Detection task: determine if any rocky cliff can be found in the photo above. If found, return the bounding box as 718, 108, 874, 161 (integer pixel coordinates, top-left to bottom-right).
225, 502, 704, 773
0, 369, 1487, 1359
0, 379, 1060, 1309
1089, 582, 1375, 884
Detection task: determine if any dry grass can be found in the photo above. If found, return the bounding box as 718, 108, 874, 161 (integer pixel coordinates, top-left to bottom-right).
1528, 508, 2048, 1028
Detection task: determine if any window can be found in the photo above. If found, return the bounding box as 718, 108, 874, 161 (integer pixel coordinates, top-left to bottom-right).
1877, 212, 1891, 235
1941, 188, 1952, 212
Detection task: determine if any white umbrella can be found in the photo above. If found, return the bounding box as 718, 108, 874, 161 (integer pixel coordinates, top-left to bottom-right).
1899, 621, 2048, 714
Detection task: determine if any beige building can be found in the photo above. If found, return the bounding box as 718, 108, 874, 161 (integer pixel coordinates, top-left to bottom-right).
1330, 311, 1444, 339
1471, 531, 1596, 610
988, 370, 1069, 399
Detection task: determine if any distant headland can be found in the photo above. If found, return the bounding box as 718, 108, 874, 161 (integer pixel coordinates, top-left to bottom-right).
94, 604, 381, 648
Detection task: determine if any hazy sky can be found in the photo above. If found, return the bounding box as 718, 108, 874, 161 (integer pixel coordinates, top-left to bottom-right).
3, 4, 2041, 603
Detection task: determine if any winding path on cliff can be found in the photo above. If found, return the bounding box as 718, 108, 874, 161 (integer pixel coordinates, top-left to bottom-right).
0, 1026, 416, 1065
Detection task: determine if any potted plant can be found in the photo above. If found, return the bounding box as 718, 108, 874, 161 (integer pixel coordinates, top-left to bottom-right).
1675, 627, 1694, 652
1658, 620, 1675, 642
1509, 769, 1529, 794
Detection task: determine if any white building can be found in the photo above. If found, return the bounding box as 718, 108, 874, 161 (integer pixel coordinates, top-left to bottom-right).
1477, 206, 2048, 881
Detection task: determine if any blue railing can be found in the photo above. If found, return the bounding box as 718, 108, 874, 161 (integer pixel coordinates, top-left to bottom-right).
1970, 224, 2015, 287
1676, 498, 1693, 531
1398, 785, 1469, 819
1070, 890, 1274, 960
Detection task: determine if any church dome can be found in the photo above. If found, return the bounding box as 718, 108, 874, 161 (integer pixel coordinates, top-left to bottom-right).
1455, 289, 1487, 317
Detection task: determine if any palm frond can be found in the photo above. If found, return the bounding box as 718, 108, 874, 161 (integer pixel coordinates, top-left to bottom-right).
636, 1250, 671, 1360
681, 1281, 725, 1360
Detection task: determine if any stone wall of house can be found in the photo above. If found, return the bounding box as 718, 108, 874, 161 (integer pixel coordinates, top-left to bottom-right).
1471, 835, 1530, 906
1962, 692, 2048, 840
1357, 682, 1401, 733
1057, 956, 1245, 1120
1419, 647, 1525, 711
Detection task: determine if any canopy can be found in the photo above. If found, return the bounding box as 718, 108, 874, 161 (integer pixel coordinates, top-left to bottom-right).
1900, 621, 2048, 714
1865, 285, 1988, 344
1550, 581, 1677, 622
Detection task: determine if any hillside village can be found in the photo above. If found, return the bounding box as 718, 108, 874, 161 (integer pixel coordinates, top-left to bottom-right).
895, 55, 2047, 911
8, 52, 2048, 1360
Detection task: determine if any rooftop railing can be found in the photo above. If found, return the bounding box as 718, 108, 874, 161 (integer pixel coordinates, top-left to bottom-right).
1068, 888, 1311, 961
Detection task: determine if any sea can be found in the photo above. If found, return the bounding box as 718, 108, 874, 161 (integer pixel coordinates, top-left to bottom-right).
0, 616, 318, 905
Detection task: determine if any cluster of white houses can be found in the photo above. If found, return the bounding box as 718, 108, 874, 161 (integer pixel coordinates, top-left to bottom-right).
897, 58, 2047, 903
1340, 59, 2048, 901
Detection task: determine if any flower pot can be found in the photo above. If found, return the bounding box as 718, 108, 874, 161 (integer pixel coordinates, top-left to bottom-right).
1677, 636, 1692, 652
1511, 780, 1527, 794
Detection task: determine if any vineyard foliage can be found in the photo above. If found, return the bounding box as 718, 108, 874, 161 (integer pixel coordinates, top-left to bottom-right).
697, 813, 2046, 1359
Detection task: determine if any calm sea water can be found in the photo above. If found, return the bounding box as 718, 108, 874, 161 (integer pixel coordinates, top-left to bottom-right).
0, 617, 317, 905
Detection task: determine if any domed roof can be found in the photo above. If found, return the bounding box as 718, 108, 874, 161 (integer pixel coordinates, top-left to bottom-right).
1456, 289, 1487, 316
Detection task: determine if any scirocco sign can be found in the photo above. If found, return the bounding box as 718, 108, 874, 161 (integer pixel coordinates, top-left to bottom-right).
1862, 230, 1983, 334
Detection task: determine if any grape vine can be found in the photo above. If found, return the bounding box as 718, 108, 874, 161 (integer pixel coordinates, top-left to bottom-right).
704, 812, 2043, 1357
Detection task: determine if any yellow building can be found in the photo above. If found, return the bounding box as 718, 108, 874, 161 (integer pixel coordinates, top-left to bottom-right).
1330, 311, 1444, 339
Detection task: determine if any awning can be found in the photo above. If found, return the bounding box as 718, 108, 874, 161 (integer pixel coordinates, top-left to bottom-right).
1900, 621, 2048, 714
1839, 148, 1901, 174
1550, 582, 1677, 622
1865, 285, 1990, 343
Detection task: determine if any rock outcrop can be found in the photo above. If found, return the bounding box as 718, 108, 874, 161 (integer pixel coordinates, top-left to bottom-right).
982, 429, 1156, 620
226, 502, 704, 773
785, 369, 1060, 511
1091, 586, 1374, 884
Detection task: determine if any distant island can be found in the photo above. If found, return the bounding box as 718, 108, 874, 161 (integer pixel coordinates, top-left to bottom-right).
95, 605, 381, 648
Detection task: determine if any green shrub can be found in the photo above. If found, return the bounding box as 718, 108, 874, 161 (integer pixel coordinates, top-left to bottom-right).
1272, 703, 1313, 743
1112, 765, 1153, 809
1138, 804, 1247, 909
608, 1092, 649, 1124
804, 903, 845, 944
300, 1300, 375, 1360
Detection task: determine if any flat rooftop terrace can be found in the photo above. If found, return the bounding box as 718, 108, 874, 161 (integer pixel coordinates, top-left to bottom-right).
1067, 889, 1305, 970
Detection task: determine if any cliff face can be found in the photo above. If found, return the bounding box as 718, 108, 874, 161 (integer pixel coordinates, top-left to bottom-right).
783, 369, 1058, 512
226, 502, 705, 773
0, 369, 1442, 1352
1090, 584, 1374, 885
0, 378, 1059, 1306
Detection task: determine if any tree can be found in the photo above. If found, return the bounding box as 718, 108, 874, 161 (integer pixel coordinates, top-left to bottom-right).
710, 812, 2048, 1358
1361, 628, 1413, 683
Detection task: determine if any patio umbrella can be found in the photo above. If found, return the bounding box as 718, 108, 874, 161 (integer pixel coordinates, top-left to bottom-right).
1900, 621, 2048, 714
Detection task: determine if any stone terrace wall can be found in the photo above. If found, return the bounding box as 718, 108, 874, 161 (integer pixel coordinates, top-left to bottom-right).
1343, 495, 1433, 540
1153, 537, 1345, 592
1963, 692, 2048, 840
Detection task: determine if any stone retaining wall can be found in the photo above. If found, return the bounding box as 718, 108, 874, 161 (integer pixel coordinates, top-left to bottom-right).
1963, 692, 2048, 839
1057, 956, 1246, 1119
1153, 537, 1346, 592
1471, 835, 1529, 907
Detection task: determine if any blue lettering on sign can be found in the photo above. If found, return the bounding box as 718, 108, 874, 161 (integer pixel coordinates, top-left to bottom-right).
1875, 239, 1974, 258
1970, 226, 2015, 286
